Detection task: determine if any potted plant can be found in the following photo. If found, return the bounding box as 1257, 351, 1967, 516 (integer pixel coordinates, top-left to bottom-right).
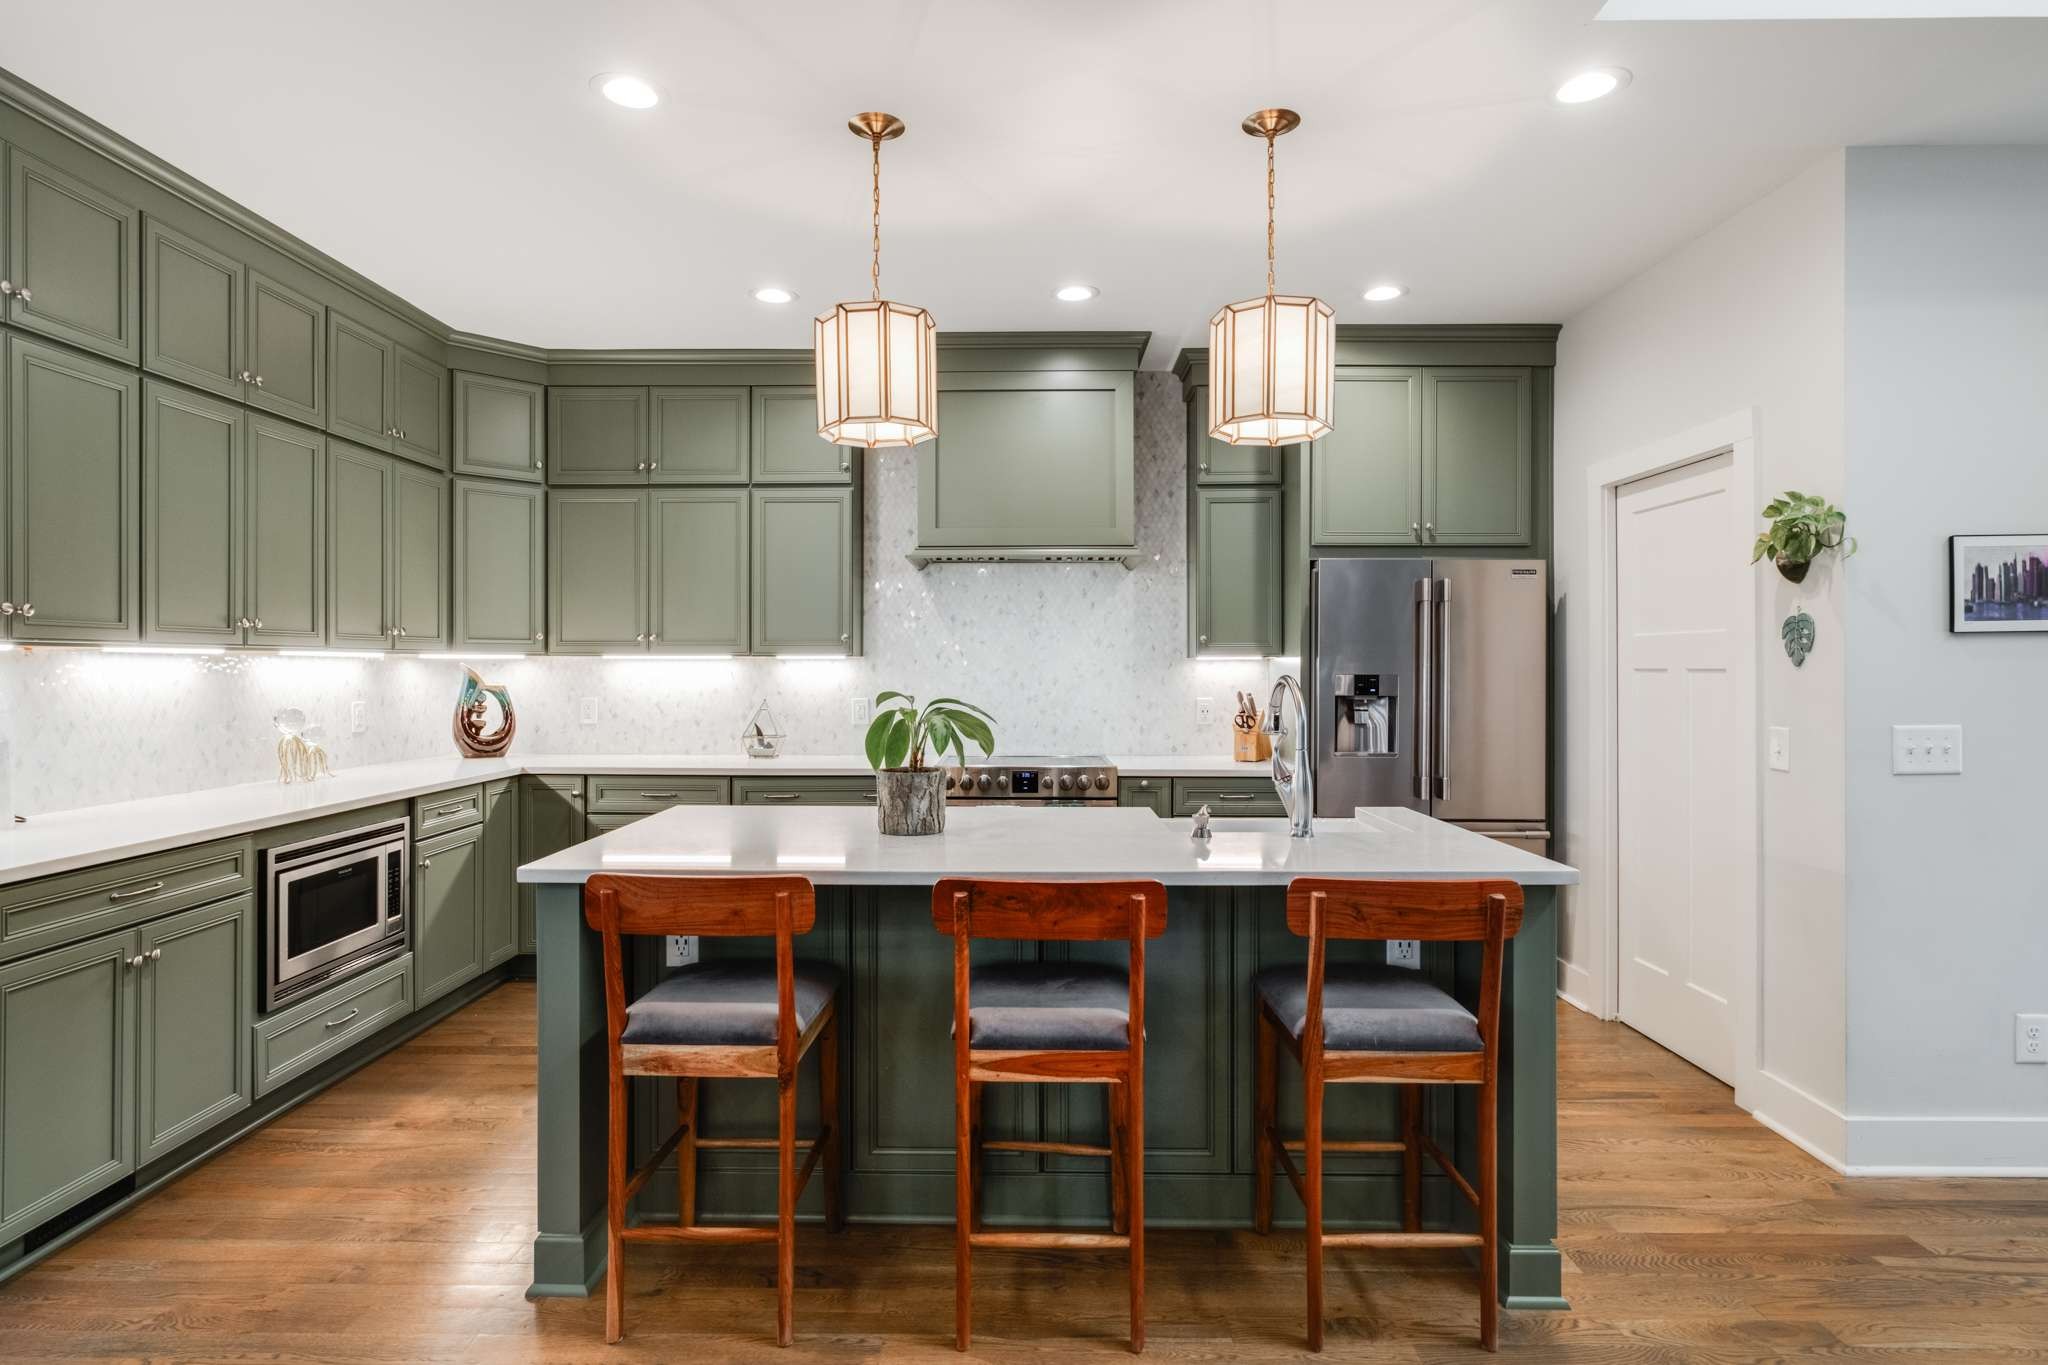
863, 692, 996, 835
1752, 491, 1855, 583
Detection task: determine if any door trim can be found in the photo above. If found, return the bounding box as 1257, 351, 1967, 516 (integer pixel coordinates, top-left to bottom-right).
1580, 409, 1760, 1111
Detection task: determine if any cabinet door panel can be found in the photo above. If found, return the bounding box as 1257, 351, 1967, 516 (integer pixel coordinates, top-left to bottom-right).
453, 372, 544, 482
6, 150, 140, 364
453, 478, 544, 652
918, 373, 1134, 548
0, 930, 135, 1245
1422, 368, 1533, 546
142, 219, 242, 399
136, 894, 253, 1164
549, 490, 646, 652
326, 441, 391, 647
414, 826, 483, 1008
392, 346, 447, 470
652, 489, 748, 653
1310, 368, 1422, 547
142, 380, 242, 646
1188, 384, 1283, 485
751, 385, 850, 484
8, 336, 140, 642
752, 487, 857, 654
1118, 777, 1170, 817
1190, 486, 1282, 656
391, 464, 447, 650
651, 386, 749, 483
327, 311, 394, 451
548, 387, 647, 483
246, 418, 325, 646
245, 270, 324, 427
481, 781, 519, 970
518, 778, 586, 954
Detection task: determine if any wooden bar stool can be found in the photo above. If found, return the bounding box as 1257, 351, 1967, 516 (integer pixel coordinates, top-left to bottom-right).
584, 874, 844, 1347
933, 877, 1167, 1355
1253, 878, 1523, 1352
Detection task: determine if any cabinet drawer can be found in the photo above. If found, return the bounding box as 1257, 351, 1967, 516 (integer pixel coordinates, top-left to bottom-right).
253, 953, 412, 1097
1118, 776, 1172, 817
586, 775, 729, 813
413, 786, 484, 838
0, 838, 255, 966
733, 777, 877, 807
1171, 778, 1285, 819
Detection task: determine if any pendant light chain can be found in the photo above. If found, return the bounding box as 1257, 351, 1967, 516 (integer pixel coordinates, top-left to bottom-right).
1265, 131, 1277, 296
870, 132, 883, 303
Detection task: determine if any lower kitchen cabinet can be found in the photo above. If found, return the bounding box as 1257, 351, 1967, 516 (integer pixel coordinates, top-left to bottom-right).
135, 894, 253, 1164
752, 485, 861, 654
481, 779, 520, 969
413, 822, 484, 1009
252, 952, 412, 1099
452, 478, 545, 652
1188, 485, 1283, 657
1118, 776, 1171, 816
732, 776, 876, 806
586, 774, 727, 813
519, 776, 586, 954
1172, 777, 1286, 819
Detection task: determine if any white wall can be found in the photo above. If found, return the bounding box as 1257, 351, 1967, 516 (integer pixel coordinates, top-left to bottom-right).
1553, 154, 1850, 1159
1843, 147, 2048, 1171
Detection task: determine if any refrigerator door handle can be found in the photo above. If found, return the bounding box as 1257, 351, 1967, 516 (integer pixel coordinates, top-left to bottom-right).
1435, 576, 1451, 801
1413, 577, 1432, 801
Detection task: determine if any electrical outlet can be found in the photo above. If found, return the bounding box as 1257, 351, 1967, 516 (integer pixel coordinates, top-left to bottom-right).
578, 697, 598, 726
1767, 726, 1790, 772
665, 935, 700, 968
2018, 1013, 2048, 1065
1387, 939, 1421, 969
1892, 724, 1962, 775
1196, 696, 1216, 726
349, 700, 366, 735
850, 696, 870, 725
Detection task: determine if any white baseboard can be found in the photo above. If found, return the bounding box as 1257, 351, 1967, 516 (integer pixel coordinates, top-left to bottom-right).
1744, 1068, 1849, 1171
1555, 958, 1602, 1018
1845, 1113, 2048, 1175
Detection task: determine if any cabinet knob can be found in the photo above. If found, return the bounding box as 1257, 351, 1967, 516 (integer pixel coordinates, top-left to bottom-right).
1411, 522, 1421, 539
636, 462, 647, 472
0, 280, 11, 297
535, 460, 543, 469
533, 632, 544, 642
147, 948, 162, 962
253, 375, 265, 388
17, 287, 29, 303
839, 457, 851, 473
840, 632, 850, 643
125, 954, 144, 970
19, 603, 32, 618
254, 618, 264, 630
1199, 461, 1209, 472
1424, 522, 1435, 539
0, 603, 11, 615
419, 857, 432, 869
238, 371, 254, 384
649, 460, 659, 470
398, 626, 408, 637
237, 616, 251, 629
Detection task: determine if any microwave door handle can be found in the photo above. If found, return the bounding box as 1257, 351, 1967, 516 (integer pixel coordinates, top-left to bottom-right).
1436, 577, 1451, 802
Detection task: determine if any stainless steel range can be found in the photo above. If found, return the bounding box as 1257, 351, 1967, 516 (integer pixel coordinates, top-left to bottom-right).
944, 755, 1119, 805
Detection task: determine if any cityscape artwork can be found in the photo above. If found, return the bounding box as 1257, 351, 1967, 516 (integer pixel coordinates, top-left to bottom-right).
1951, 534, 2048, 632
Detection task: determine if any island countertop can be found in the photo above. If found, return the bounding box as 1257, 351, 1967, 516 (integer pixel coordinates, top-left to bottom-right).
516, 804, 1577, 888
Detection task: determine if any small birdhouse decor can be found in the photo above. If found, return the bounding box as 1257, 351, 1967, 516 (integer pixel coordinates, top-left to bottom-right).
452, 668, 517, 758
742, 700, 786, 759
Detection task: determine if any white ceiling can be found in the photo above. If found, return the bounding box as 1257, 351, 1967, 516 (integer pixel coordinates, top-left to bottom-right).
3, 0, 2046, 367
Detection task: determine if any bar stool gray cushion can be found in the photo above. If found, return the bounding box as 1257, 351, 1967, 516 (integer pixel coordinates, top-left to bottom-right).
966, 960, 1133, 1051
1254, 963, 1482, 1052
622, 961, 841, 1047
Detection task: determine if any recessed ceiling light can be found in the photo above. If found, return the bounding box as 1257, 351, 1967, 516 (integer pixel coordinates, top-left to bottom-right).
1555, 68, 1630, 105
592, 73, 660, 110
752, 286, 797, 304
1054, 284, 1099, 303
1362, 284, 1406, 303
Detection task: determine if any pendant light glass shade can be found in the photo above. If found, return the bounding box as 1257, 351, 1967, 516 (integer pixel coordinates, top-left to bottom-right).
816, 113, 938, 449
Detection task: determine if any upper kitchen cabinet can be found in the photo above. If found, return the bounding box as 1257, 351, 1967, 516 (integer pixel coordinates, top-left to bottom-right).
244, 416, 326, 646
324, 440, 444, 651
328, 312, 445, 468
390, 462, 448, 650
4, 148, 141, 364
141, 220, 326, 425
1186, 384, 1284, 485
1421, 368, 1533, 546
1309, 367, 1422, 546
452, 371, 544, 482
651, 488, 748, 653
751, 385, 851, 484
651, 386, 749, 483
392, 346, 447, 469
548, 488, 646, 653
245, 270, 325, 427
452, 477, 545, 653
1188, 486, 1283, 657
548, 387, 647, 483
5, 334, 140, 643
752, 485, 860, 655
549, 487, 750, 655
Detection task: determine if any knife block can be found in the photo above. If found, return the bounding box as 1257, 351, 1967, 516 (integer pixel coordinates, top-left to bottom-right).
1232, 725, 1272, 763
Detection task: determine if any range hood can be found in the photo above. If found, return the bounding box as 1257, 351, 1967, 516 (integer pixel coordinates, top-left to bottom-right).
910, 332, 1148, 569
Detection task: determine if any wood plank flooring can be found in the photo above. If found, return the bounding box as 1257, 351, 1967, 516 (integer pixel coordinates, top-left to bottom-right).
2, 982, 2043, 1362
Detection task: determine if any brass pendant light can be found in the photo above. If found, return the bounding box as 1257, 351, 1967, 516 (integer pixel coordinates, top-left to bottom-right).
1208, 109, 1335, 447
815, 112, 938, 448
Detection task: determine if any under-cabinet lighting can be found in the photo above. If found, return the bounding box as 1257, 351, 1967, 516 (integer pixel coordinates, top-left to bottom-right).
418, 653, 523, 661
102, 645, 225, 656
776, 654, 847, 661
277, 649, 386, 660
601, 653, 734, 662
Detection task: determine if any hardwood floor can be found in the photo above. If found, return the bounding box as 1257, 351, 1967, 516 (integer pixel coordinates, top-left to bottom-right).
3, 982, 2043, 1362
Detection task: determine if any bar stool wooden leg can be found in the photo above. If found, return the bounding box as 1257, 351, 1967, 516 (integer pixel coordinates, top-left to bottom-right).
677, 1078, 700, 1229
820, 1012, 844, 1233
1304, 1065, 1325, 1353
1479, 1070, 1500, 1352
1109, 1084, 1129, 1237
604, 1065, 628, 1344
776, 1068, 797, 1348
1401, 1084, 1421, 1233
1127, 1073, 1146, 1354
1253, 1008, 1277, 1236
969, 1082, 986, 1232
954, 1058, 973, 1351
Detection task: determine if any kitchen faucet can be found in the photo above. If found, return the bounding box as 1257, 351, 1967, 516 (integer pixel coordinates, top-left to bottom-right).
1262, 675, 1315, 838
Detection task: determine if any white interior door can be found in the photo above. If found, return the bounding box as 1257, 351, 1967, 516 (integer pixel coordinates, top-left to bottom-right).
1615, 453, 1742, 1084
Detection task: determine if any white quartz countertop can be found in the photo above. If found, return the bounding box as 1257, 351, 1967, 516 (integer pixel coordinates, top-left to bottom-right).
0, 753, 1277, 887
518, 804, 1578, 888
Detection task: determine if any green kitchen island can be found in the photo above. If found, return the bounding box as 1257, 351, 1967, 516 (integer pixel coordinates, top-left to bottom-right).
518, 804, 1577, 1308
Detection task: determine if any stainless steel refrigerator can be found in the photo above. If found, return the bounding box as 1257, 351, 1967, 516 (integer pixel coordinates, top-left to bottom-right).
1304, 557, 1549, 856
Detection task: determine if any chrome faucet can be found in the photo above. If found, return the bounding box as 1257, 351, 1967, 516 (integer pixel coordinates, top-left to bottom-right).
1263, 674, 1315, 838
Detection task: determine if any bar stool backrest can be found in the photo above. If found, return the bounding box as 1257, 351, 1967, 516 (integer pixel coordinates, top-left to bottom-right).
931, 878, 1168, 941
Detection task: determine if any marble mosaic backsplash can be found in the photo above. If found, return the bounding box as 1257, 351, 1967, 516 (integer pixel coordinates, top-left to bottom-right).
0, 373, 1287, 816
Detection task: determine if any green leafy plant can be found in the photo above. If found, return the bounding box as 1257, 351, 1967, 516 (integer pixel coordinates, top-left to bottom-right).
1752, 491, 1854, 572
863, 693, 996, 772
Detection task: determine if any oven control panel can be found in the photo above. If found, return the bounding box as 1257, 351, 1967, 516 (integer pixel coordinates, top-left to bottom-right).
943, 761, 1118, 802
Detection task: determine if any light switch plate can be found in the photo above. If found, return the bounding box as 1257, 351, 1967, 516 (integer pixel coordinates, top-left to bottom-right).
1892, 724, 1963, 775
578, 697, 598, 726
665, 935, 700, 968
1768, 726, 1790, 772
2018, 1014, 2048, 1064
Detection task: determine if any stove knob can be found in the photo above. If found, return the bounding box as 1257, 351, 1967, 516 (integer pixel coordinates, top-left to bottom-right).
996, 773, 1009, 789
1094, 774, 1110, 791
977, 773, 993, 792
1058, 774, 1074, 792
945, 774, 957, 791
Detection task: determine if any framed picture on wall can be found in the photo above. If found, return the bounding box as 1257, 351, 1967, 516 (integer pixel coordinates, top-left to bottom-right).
1950, 534, 2048, 632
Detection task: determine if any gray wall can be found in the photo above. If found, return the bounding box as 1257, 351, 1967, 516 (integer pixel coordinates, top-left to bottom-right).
1845, 147, 2048, 1167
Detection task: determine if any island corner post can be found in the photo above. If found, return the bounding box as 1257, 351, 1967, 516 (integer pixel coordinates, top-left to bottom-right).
525, 876, 1563, 1309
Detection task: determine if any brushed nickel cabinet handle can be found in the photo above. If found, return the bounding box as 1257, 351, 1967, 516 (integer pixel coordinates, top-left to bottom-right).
109, 880, 166, 902
254, 618, 264, 629
323, 1008, 360, 1029
419, 857, 432, 869
1199, 634, 1208, 645
238, 370, 254, 384
534, 459, 543, 469
125, 954, 145, 970
13, 286, 28, 303
1217, 793, 1255, 802
761, 792, 801, 802
253, 375, 264, 388
533, 632, 544, 642
147, 948, 162, 962
1424, 522, 1435, 538
1199, 461, 1210, 472
0, 281, 11, 297
19, 603, 32, 617
0, 603, 13, 615
840, 632, 850, 643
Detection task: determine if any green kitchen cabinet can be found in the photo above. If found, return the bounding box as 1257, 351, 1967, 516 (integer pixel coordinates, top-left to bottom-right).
651, 385, 749, 483
1172, 778, 1285, 819
1421, 368, 1533, 546
1118, 776, 1171, 817
1188, 486, 1283, 657
732, 777, 876, 807
141, 218, 244, 401
481, 779, 520, 970
325, 440, 393, 648
586, 775, 727, 813
413, 822, 484, 1009
134, 894, 254, 1165
752, 486, 860, 655
390, 462, 448, 651
245, 269, 325, 427
5, 147, 141, 365
651, 488, 749, 654
548, 387, 648, 484
1310, 367, 1423, 547
548, 489, 645, 652
244, 416, 326, 647
518, 776, 585, 954
6, 333, 140, 643
453, 371, 544, 482
1187, 384, 1284, 485
452, 478, 545, 653
327, 310, 396, 452
392, 345, 447, 469
0, 929, 136, 1245
750, 385, 851, 484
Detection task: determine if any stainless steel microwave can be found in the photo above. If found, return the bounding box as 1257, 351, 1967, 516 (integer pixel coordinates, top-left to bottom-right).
261, 818, 409, 1012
